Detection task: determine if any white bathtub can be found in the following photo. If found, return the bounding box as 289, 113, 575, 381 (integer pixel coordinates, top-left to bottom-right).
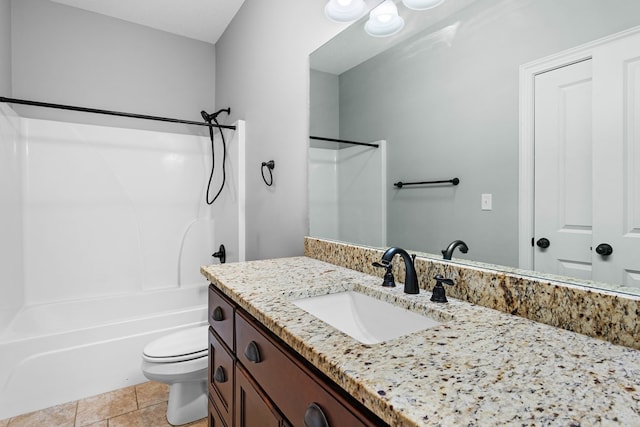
0, 284, 209, 420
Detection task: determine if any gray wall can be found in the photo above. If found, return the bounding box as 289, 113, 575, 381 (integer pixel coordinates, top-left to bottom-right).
0, 0, 10, 96
310, 69, 339, 140
338, 0, 640, 267
215, 0, 346, 260
10, 0, 215, 134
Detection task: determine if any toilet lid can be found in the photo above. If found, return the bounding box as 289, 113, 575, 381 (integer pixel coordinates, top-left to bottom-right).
143, 325, 209, 363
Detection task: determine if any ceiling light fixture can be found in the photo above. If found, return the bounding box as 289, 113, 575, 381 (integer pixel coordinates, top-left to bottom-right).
402, 0, 446, 10
364, 0, 405, 37
325, 0, 366, 23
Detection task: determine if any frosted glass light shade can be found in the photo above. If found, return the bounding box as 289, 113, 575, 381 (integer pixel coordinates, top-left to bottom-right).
325, 0, 366, 23
365, 0, 405, 37
402, 0, 446, 10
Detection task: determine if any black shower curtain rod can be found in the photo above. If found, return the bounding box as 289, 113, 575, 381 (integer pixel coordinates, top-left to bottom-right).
0, 97, 236, 130
309, 135, 379, 148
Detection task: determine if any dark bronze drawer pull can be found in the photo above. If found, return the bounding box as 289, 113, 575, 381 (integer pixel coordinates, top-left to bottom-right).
212, 306, 224, 321
244, 341, 262, 363
213, 366, 227, 383
304, 403, 329, 427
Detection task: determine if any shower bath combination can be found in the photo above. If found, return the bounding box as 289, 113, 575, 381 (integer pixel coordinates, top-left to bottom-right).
0, 98, 246, 419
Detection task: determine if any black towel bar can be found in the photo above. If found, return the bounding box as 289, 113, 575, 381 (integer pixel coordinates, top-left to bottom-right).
394, 178, 460, 188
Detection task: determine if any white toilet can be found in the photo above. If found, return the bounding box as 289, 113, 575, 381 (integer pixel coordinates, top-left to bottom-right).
141, 324, 209, 426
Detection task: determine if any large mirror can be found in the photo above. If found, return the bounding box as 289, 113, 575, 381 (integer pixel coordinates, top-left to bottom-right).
309, 0, 640, 296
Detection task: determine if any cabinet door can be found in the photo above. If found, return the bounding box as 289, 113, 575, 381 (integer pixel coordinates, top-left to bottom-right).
209, 398, 227, 427
235, 364, 289, 427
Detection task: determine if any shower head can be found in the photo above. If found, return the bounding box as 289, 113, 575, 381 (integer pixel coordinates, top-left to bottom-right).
201, 108, 231, 122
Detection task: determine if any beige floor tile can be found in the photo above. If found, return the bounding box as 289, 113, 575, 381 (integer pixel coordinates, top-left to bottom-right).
7, 401, 77, 427
107, 402, 171, 427
1, 383, 198, 427
75, 386, 137, 426
135, 381, 169, 409
184, 418, 208, 427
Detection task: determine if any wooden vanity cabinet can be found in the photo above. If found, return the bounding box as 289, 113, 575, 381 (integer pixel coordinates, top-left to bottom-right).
208, 285, 385, 427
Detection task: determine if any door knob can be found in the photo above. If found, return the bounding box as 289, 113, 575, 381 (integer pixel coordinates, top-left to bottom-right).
536, 238, 550, 248
595, 243, 613, 256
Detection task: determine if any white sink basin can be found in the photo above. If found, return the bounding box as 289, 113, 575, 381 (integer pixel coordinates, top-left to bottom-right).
292, 291, 441, 344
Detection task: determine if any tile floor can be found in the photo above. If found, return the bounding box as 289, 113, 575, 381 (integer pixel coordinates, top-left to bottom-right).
0, 382, 207, 427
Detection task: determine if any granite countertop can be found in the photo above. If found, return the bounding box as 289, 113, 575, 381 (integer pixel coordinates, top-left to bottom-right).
201, 257, 640, 426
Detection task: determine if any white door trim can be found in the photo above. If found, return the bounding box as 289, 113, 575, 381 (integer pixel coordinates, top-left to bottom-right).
518, 25, 640, 270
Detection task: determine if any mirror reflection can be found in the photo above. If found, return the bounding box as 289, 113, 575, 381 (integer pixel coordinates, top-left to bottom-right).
309, 0, 640, 296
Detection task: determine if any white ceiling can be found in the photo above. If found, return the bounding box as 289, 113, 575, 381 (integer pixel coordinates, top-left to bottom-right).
50, 0, 246, 44
311, 0, 476, 75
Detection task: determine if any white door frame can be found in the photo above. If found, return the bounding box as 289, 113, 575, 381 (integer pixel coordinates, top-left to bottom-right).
518, 25, 640, 270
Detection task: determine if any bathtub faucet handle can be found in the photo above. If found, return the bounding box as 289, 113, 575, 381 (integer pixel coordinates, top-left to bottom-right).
212, 244, 226, 264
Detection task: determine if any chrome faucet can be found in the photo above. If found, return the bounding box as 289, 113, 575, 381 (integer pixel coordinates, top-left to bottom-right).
442, 240, 468, 260
377, 247, 419, 294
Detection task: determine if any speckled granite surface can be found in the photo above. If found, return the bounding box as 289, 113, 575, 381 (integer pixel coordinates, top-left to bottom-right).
304, 237, 640, 351
201, 256, 640, 426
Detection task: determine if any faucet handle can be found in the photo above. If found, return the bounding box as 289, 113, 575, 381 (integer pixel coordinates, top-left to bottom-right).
431, 274, 455, 303
372, 260, 396, 287
372, 260, 391, 269
434, 274, 454, 286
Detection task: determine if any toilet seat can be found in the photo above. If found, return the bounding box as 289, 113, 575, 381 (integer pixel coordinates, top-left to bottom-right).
143, 325, 209, 363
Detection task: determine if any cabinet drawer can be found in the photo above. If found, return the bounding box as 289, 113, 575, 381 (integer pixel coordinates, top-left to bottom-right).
236, 311, 378, 427
209, 328, 234, 427
209, 285, 235, 350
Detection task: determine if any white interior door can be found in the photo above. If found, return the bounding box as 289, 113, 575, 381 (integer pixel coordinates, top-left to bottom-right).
534, 59, 594, 279
592, 32, 640, 288
532, 30, 640, 290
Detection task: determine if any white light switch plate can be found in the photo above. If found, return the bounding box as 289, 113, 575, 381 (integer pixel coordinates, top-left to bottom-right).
481, 193, 492, 210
